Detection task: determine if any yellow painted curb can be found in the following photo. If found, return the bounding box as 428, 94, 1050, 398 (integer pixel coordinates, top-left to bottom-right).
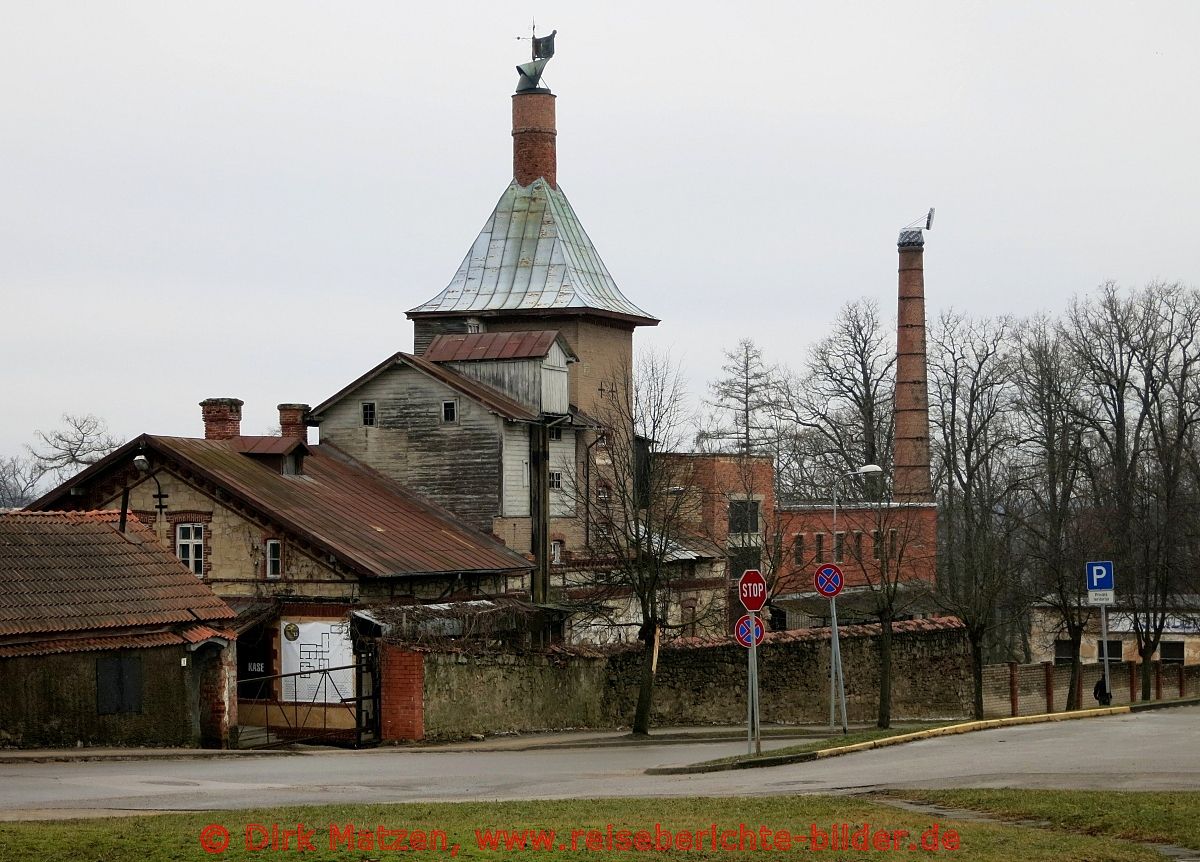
813, 706, 1131, 760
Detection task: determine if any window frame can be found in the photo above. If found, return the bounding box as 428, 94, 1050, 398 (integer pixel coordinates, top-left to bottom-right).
727, 499, 760, 535
361, 402, 376, 427
265, 539, 283, 580
548, 471, 563, 491
792, 533, 805, 565
441, 399, 458, 424
550, 540, 565, 564
176, 523, 205, 577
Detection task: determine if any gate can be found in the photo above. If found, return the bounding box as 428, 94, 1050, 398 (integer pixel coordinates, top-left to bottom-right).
237, 651, 379, 748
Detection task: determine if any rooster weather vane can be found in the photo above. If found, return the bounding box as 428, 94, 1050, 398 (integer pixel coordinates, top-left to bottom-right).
515, 25, 556, 92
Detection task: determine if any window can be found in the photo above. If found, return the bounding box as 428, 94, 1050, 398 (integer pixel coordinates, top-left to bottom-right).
549, 471, 562, 490
728, 500, 760, 534
548, 426, 563, 441
176, 524, 204, 576
1160, 641, 1185, 664
814, 532, 826, 564
441, 400, 457, 423
834, 531, 845, 563
592, 522, 612, 543
466, 320, 481, 334
852, 531, 863, 561
266, 539, 282, 580
96, 653, 142, 715
1054, 640, 1074, 666
597, 481, 612, 503
729, 547, 761, 580
1097, 640, 1123, 663
872, 530, 883, 560
550, 540, 565, 564
596, 432, 608, 448
792, 534, 805, 565
887, 529, 899, 560
361, 402, 376, 426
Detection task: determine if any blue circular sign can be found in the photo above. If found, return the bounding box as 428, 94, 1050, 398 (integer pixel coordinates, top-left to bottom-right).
734, 613, 764, 648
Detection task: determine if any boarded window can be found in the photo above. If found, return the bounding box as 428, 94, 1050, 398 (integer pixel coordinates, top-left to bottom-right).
96, 653, 143, 715
728, 500, 759, 534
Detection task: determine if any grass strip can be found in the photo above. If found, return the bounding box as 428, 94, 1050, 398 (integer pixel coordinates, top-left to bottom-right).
0, 795, 1162, 862
686, 723, 956, 769
888, 789, 1200, 850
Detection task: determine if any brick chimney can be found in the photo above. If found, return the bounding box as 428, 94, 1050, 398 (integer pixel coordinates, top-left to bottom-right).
512, 90, 556, 188
893, 231, 933, 502
277, 403, 310, 442
200, 397, 244, 440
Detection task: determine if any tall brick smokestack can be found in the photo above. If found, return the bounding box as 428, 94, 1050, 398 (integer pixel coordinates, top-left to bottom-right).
512, 90, 556, 188
893, 231, 933, 502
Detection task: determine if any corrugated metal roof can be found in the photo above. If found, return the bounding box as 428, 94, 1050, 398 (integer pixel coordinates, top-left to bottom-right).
408, 179, 658, 325
0, 624, 237, 658
41, 436, 534, 579
424, 330, 576, 363
0, 511, 235, 638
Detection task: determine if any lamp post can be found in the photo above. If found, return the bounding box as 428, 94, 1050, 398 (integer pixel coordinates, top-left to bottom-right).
828, 463, 884, 732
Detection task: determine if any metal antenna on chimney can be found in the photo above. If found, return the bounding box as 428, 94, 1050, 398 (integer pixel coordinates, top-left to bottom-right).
901, 208, 936, 231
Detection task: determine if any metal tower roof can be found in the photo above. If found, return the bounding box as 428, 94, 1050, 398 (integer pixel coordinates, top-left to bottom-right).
408, 179, 658, 325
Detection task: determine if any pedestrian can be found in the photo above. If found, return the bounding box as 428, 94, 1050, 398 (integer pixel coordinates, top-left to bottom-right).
1093, 677, 1112, 706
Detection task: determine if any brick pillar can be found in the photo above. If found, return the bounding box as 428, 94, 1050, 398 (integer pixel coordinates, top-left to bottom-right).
1043, 661, 1054, 713
1180, 664, 1186, 699
277, 403, 310, 442
1128, 660, 1138, 702
200, 398, 244, 440
1008, 661, 1018, 717
379, 644, 424, 741
894, 231, 933, 502
512, 91, 557, 188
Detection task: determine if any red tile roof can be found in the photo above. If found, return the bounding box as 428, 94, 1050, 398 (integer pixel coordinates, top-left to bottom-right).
424, 330, 575, 363
0, 512, 235, 641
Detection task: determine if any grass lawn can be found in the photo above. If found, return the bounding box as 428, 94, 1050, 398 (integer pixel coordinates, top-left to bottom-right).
692, 723, 956, 768
890, 789, 1200, 850
0, 795, 1165, 862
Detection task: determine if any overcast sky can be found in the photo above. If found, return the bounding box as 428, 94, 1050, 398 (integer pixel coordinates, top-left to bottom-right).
2, 2, 1197, 458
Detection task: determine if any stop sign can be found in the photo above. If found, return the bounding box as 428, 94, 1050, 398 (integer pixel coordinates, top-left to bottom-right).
738, 568, 768, 612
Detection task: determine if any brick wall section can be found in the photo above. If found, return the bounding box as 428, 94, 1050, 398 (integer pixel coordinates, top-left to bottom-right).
277, 403, 309, 442
379, 643, 424, 741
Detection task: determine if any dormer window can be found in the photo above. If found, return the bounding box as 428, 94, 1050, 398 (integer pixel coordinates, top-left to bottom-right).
465, 319, 481, 334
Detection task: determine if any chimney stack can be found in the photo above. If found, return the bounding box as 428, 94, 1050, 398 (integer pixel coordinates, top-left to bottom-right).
512, 90, 557, 188
200, 397, 244, 440
277, 403, 310, 442
893, 231, 933, 502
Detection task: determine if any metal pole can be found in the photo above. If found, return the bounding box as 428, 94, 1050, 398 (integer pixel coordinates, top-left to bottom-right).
829, 483, 838, 730
751, 611, 761, 755
1100, 605, 1111, 699
747, 621, 753, 755
831, 595, 848, 734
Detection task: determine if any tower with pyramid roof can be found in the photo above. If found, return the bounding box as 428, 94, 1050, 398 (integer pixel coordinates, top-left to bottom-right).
407, 38, 658, 419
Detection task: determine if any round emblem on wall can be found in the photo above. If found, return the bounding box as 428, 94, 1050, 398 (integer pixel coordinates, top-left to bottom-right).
283, 623, 300, 642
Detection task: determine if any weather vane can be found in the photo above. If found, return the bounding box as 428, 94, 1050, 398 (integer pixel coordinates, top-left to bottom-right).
515, 22, 556, 92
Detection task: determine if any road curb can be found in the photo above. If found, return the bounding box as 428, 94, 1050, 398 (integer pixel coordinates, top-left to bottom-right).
645, 706, 1133, 775
0, 749, 301, 764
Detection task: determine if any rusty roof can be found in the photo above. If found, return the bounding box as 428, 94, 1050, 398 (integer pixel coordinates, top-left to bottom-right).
0, 623, 237, 659
0, 511, 235, 641
408, 179, 658, 326
424, 330, 576, 363
309, 351, 539, 422
31, 437, 533, 579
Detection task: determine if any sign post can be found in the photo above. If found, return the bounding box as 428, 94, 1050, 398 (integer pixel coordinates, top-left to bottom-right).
815, 563, 848, 734
738, 569, 767, 755
1087, 561, 1115, 699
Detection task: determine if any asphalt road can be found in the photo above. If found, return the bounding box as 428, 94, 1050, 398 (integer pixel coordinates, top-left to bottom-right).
2, 707, 1197, 820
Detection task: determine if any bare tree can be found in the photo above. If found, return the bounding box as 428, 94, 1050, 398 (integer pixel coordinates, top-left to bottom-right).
28, 414, 122, 483
930, 312, 1025, 718
0, 455, 45, 508
563, 349, 714, 735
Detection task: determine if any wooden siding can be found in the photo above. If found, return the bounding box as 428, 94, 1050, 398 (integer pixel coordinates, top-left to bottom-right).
316, 366, 503, 533
502, 422, 531, 517
549, 428, 575, 517
446, 358, 542, 413
541, 341, 570, 414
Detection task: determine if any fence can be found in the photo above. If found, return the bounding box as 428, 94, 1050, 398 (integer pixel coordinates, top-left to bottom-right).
982, 660, 1200, 718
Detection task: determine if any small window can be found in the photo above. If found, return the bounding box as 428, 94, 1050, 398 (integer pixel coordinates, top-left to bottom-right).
549, 471, 562, 490
176, 523, 204, 576
361, 402, 376, 426
887, 529, 899, 560
834, 531, 845, 563
792, 534, 805, 565
466, 320, 481, 334
1054, 640, 1074, 666
597, 480, 612, 503
852, 531, 863, 561
266, 539, 282, 580
1160, 641, 1185, 664
550, 540, 565, 564
441, 400, 457, 423
1097, 640, 1123, 663
728, 500, 760, 534
814, 533, 826, 564
548, 426, 563, 441
872, 529, 883, 560
96, 653, 142, 715
592, 522, 612, 542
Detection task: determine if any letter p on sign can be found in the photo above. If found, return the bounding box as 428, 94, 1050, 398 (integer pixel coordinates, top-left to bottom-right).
1086, 561, 1114, 591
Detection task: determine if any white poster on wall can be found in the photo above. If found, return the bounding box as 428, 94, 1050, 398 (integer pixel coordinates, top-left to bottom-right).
279, 619, 355, 704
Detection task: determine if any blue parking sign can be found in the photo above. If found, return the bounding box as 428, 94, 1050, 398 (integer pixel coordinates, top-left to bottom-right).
1086, 561, 1114, 591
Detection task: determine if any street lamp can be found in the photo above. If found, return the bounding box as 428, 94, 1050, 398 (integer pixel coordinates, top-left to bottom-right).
828, 463, 884, 733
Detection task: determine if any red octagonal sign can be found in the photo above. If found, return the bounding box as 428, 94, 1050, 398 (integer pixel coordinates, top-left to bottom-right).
738, 568, 767, 612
